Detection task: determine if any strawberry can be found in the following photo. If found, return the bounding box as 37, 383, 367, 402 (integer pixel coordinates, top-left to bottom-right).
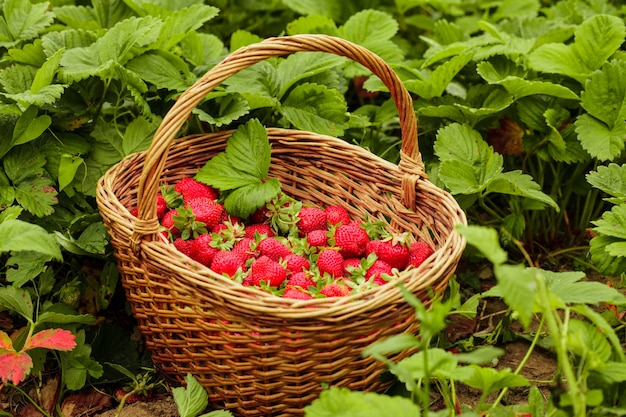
366, 239, 410, 270
287, 271, 315, 289
250, 206, 270, 224
332, 224, 369, 258
306, 229, 328, 247
317, 249, 344, 278
325, 205, 351, 226
155, 194, 168, 219
365, 259, 393, 284
343, 257, 362, 275
282, 288, 314, 300
297, 207, 327, 236
251, 255, 287, 287
284, 253, 310, 275
187, 197, 224, 229
173, 237, 194, 256
408, 241, 434, 267
175, 177, 219, 202
320, 283, 351, 297
160, 209, 180, 237
210, 250, 247, 276
189, 234, 219, 266
232, 237, 257, 259
257, 237, 292, 262
245, 224, 275, 238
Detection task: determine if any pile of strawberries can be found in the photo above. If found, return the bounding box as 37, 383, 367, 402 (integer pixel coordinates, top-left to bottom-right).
132, 177, 434, 300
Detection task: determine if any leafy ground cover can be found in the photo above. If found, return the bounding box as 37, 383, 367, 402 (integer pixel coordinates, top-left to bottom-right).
1, 0, 626, 416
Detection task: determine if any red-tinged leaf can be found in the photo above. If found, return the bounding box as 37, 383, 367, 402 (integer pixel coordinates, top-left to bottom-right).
24, 329, 76, 351
0, 331, 14, 350
0, 350, 33, 385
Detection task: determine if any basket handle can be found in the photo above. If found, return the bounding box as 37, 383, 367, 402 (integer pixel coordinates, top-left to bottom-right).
133, 34, 423, 248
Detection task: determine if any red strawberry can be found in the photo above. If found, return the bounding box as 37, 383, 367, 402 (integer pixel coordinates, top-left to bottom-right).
366, 239, 410, 270
306, 229, 328, 247
284, 253, 310, 275
365, 259, 393, 284
408, 241, 434, 267
175, 178, 219, 202
251, 255, 287, 287
155, 194, 168, 219
282, 288, 314, 300
173, 237, 194, 256
325, 205, 351, 226
297, 207, 327, 236
160, 209, 180, 237
287, 271, 315, 289
245, 224, 275, 238
250, 206, 270, 224
189, 234, 219, 266
187, 197, 224, 229
317, 249, 344, 278
332, 224, 369, 258
210, 250, 247, 276
257, 237, 292, 262
232, 237, 256, 259
320, 283, 351, 297
343, 258, 362, 275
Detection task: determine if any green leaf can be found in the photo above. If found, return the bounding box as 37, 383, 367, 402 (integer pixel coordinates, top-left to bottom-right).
5, 251, 51, 287
98, 262, 119, 310
575, 60, 626, 161
36, 311, 96, 326
193, 92, 250, 127
406, 53, 473, 99
229, 29, 263, 52
493, 264, 538, 329
0, 0, 55, 49
11, 105, 51, 147
6, 39, 47, 66
0, 64, 35, 95
590, 234, 626, 276
477, 60, 579, 100
126, 50, 192, 91
122, 116, 161, 156
222, 179, 281, 219
14, 175, 58, 217
31, 48, 64, 94
180, 32, 224, 68
456, 365, 529, 396
0, 219, 62, 260
58, 154, 84, 192
0, 286, 34, 323
155, 3, 219, 51
224, 61, 280, 106
418, 88, 513, 125
276, 52, 346, 98
280, 83, 349, 136
286, 14, 338, 36
567, 319, 612, 370
281, 0, 343, 22
362, 333, 420, 359
395, 348, 459, 380
303, 386, 421, 416
486, 171, 559, 211
592, 204, 626, 240
528, 15, 626, 83
172, 373, 209, 417
454, 346, 505, 365
587, 163, 626, 202
542, 269, 625, 306
455, 225, 508, 265
434, 123, 503, 194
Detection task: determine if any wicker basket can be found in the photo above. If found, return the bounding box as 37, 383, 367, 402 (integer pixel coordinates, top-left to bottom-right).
96, 34, 466, 416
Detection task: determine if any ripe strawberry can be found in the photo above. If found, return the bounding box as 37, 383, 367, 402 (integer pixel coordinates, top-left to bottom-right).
306, 229, 328, 247
251, 255, 287, 287
282, 288, 314, 300
320, 283, 351, 297
155, 194, 168, 219
250, 206, 270, 224
408, 241, 435, 267
175, 177, 218, 202
189, 234, 219, 266
284, 253, 310, 275
187, 197, 224, 229
297, 207, 327, 236
173, 237, 194, 256
343, 257, 362, 275
232, 237, 257, 259
325, 205, 351, 226
332, 224, 369, 258
245, 224, 275, 238
365, 259, 393, 284
257, 237, 292, 262
287, 271, 315, 289
366, 239, 410, 270
160, 209, 180, 237
210, 250, 247, 276
317, 249, 344, 278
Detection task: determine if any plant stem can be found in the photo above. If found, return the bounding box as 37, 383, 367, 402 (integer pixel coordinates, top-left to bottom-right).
6, 383, 52, 417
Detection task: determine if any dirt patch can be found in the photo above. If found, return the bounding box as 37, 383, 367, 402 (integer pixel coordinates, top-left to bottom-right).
95, 396, 179, 417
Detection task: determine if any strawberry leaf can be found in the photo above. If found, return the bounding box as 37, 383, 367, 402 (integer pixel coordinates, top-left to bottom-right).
24, 328, 76, 351
0, 286, 34, 322
587, 163, 626, 204
0, 331, 13, 350
223, 179, 281, 219
0, 349, 33, 385
172, 373, 209, 417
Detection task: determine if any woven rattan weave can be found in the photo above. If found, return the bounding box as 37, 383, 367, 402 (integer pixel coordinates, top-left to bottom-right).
96, 34, 467, 416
